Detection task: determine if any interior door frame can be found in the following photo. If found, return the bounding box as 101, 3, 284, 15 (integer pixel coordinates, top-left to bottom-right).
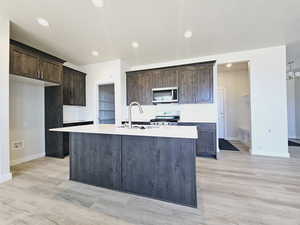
96, 82, 115, 124
217, 87, 227, 139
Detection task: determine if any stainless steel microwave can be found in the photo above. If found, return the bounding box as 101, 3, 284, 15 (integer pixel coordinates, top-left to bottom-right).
152, 87, 178, 104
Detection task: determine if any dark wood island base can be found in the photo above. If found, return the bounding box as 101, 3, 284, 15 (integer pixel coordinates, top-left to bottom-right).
70, 133, 197, 208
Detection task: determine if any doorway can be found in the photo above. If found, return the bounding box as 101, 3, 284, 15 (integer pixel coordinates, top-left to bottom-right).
286, 63, 300, 158
218, 88, 226, 139
217, 62, 252, 153
98, 84, 115, 124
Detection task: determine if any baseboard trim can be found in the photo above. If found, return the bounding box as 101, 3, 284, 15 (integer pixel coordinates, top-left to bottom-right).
0, 172, 12, 184
10, 152, 45, 166
251, 150, 290, 158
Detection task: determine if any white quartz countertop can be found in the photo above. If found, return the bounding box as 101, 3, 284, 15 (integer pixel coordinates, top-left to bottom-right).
50, 124, 198, 139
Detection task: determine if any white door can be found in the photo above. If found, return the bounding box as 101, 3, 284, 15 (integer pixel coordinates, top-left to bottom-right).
218, 89, 225, 138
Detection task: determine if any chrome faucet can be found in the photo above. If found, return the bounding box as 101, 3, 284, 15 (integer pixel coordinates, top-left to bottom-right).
128, 102, 143, 128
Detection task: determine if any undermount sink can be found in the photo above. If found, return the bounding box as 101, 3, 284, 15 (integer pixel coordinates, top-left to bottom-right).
118, 125, 158, 130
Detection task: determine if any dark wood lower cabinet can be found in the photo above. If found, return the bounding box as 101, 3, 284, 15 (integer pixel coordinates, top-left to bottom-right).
122, 136, 197, 206
70, 133, 122, 190
62, 121, 93, 157
69, 133, 197, 207
45, 84, 91, 158
121, 121, 217, 159
179, 123, 217, 159
45, 86, 63, 158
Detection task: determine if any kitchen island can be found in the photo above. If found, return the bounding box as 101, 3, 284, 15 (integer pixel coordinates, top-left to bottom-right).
50, 124, 198, 207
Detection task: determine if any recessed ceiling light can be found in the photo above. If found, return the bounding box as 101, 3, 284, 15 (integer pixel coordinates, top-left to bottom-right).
184, 30, 193, 39
131, 41, 139, 49
36, 18, 49, 27
226, 63, 232, 68
91, 50, 99, 56
91, 0, 104, 8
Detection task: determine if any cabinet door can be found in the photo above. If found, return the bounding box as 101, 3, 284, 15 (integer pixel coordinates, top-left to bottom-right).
63, 67, 86, 106
194, 66, 213, 103
73, 71, 86, 106
45, 86, 63, 158
78, 73, 86, 106
70, 133, 122, 190
122, 136, 157, 196
73, 72, 80, 105
10, 45, 40, 79
122, 136, 197, 207
178, 69, 195, 104
40, 58, 62, 84
126, 72, 139, 105
127, 71, 153, 105
178, 122, 217, 158
197, 129, 216, 157
69, 70, 76, 105
62, 66, 72, 105
153, 69, 178, 88
138, 71, 153, 105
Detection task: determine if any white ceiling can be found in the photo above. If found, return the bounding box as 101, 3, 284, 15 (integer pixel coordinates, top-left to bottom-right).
2, 0, 300, 66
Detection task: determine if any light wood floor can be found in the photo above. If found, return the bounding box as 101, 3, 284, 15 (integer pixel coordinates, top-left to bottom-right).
1, 145, 300, 225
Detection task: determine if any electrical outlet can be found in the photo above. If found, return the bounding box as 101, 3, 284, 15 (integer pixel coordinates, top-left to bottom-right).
11, 141, 24, 151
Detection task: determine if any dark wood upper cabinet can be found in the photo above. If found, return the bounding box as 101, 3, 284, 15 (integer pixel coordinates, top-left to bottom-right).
63, 66, 86, 106
78, 73, 86, 106
127, 71, 153, 105
152, 69, 178, 88
40, 58, 63, 84
126, 61, 215, 105
178, 63, 214, 104
178, 69, 195, 104
138, 71, 153, 105
194, 66, 213, 103
10, 40, 64, 84
10, 45, 40, 79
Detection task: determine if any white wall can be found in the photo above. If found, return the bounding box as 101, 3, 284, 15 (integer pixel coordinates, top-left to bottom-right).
82, 60, 124, 125
63, 106, 88, 122
130, 46, 289, 158
9, 79, 45, 165
123, 104, 217, 123
80, 45, 288, 158
218, 68, 251, 144
0, 16, 11, 183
